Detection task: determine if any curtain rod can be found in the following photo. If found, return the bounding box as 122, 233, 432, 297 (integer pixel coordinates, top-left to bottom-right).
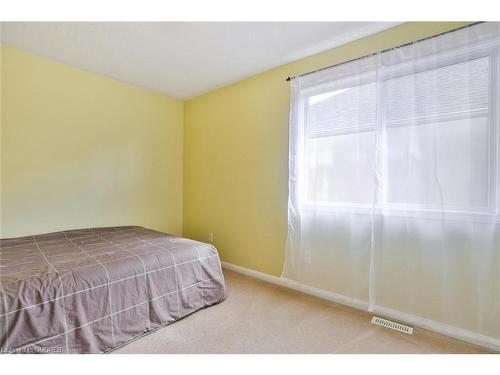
285, 21, 484, 82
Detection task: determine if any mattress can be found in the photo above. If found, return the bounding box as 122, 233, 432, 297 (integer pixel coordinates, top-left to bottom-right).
0, 226, 226, 353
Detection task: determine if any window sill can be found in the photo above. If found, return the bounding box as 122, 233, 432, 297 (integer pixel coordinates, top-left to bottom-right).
298, 202, 500, 224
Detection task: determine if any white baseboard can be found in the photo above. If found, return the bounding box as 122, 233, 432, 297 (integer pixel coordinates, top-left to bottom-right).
221, 261, 369, 311
372, 305, 500, 353
221, 261, 500, 353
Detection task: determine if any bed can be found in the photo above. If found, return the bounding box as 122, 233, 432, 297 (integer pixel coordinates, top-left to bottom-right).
0, 226, 226, 354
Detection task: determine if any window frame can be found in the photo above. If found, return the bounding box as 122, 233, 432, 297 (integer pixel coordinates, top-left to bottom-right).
297, 71, 378, 211
296, 42, 500, 220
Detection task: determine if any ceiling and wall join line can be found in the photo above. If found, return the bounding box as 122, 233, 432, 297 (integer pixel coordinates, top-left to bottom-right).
0, 22, 400, 99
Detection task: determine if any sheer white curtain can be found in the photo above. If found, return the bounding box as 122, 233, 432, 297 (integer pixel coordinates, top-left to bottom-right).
284, 22, 500, 347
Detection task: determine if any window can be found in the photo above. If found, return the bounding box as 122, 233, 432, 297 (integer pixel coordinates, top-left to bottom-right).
298, 47, 499, 215
303, 81, 377, 207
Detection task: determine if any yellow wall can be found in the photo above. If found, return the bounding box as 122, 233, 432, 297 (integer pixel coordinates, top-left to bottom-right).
1, 45, 184, 238
183, 22, 471, 276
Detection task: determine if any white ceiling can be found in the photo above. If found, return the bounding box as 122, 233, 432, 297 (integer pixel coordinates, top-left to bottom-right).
1, 22, 399, 99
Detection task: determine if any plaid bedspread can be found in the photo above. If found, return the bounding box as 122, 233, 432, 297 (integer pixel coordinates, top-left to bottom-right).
0, 226, 226, 353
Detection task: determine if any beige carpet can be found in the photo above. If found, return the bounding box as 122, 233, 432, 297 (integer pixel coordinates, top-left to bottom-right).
114, 269, 491, 354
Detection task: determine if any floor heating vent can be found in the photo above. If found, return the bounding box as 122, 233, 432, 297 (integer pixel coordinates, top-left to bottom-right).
371, 316, 414, 335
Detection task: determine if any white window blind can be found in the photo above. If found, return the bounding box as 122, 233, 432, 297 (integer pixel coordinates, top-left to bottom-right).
384, 56, 490, 127
307, 82, 377, 137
